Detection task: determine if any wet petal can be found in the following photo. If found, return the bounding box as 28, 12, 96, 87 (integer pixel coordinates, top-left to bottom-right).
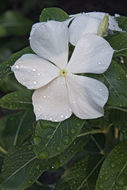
69, 14, 100, 45
32, 77, 72, 122
11, 54, 59, 89
86, 12, 122, 31
66, 74, 109, 119
30, 21, 69, 69
67, 34, 114, 74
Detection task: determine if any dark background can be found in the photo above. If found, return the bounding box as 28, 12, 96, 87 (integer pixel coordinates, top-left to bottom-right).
1, 0, 127, 22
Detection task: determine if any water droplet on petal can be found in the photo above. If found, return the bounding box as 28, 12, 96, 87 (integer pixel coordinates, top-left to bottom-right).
43, 95, 46, 98
15, 65, 19, 69
33, 81, 37, 84
37, 73, 41, 76
61, 115, 64, 118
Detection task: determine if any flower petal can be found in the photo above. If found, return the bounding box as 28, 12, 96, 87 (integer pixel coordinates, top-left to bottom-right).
67, 34, 114, 74
86, 12, 122, 31
11, 54, 59, 89
30, 21, 69, 69
69, 14, 100, 45
66, 74, 108, 119
32, 77, 72, 122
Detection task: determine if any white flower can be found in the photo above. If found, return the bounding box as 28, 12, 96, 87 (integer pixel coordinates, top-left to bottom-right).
68, 12, 122, 45
11, 21, 114, 122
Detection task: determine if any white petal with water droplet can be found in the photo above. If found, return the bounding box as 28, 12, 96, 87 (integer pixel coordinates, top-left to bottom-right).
69, 14, 100, 45
86, 12, 122, 31
32, 77, 72, 122
66, 74, 109, 119
11, 54, 59, 89
67, 34, 114, 74
30, 21, 69, 68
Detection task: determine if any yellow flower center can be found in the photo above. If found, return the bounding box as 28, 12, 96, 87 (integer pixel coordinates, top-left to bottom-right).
60, 69, 67, 77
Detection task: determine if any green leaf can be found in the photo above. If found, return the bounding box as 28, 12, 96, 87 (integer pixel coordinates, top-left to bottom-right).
115, 16, 127, 31
0, 136, 88, 190
28, 184, 51, 190
0, 74, 26, 93
90, 60, 127, 107
0, 146, 46, 190
0, 46, 33, 81
0, 11, 33, 37
109, 109, 127, 139
40, 7, 69, 22
55, 156, 88, 190
108, 32, 127, 50
96, 141, 127, 190
0, 89, 33, 110
0, 110, 35, 149
34, 116, 85, 159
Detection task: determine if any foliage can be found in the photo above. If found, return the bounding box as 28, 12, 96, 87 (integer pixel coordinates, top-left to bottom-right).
0, 6, 127, 190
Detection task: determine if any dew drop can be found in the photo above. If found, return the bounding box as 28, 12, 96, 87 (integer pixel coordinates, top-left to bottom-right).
117, 174, 126, 186
72, 100, 76, 104
98, 62, 101, 65
111, 162, 115, 168
39, 151, 49, 159
63, 136, 71, 145
43, 95, 46, 98
61, 115, 64, 118
32, 68, 36, 72
34, 137, 41, 145
33, 81, 37, 84
57, 147, 61, 152
36, 165, 40, 170
120, 56, 124, 63
15, 65, 19, 69
51, 166, 54, 169
37, 73, 41, 76
76, 123, 81, 127
69, 108, 72, 112
71, 129, 76, 134
123, 185, 127, 190
47, 135, 51, 139
99, 184, 104, 189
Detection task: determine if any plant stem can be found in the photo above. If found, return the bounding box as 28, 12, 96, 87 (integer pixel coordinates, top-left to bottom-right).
0, 146, 7, 154
77, 124, 112, 138
77, 129, 104, 137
